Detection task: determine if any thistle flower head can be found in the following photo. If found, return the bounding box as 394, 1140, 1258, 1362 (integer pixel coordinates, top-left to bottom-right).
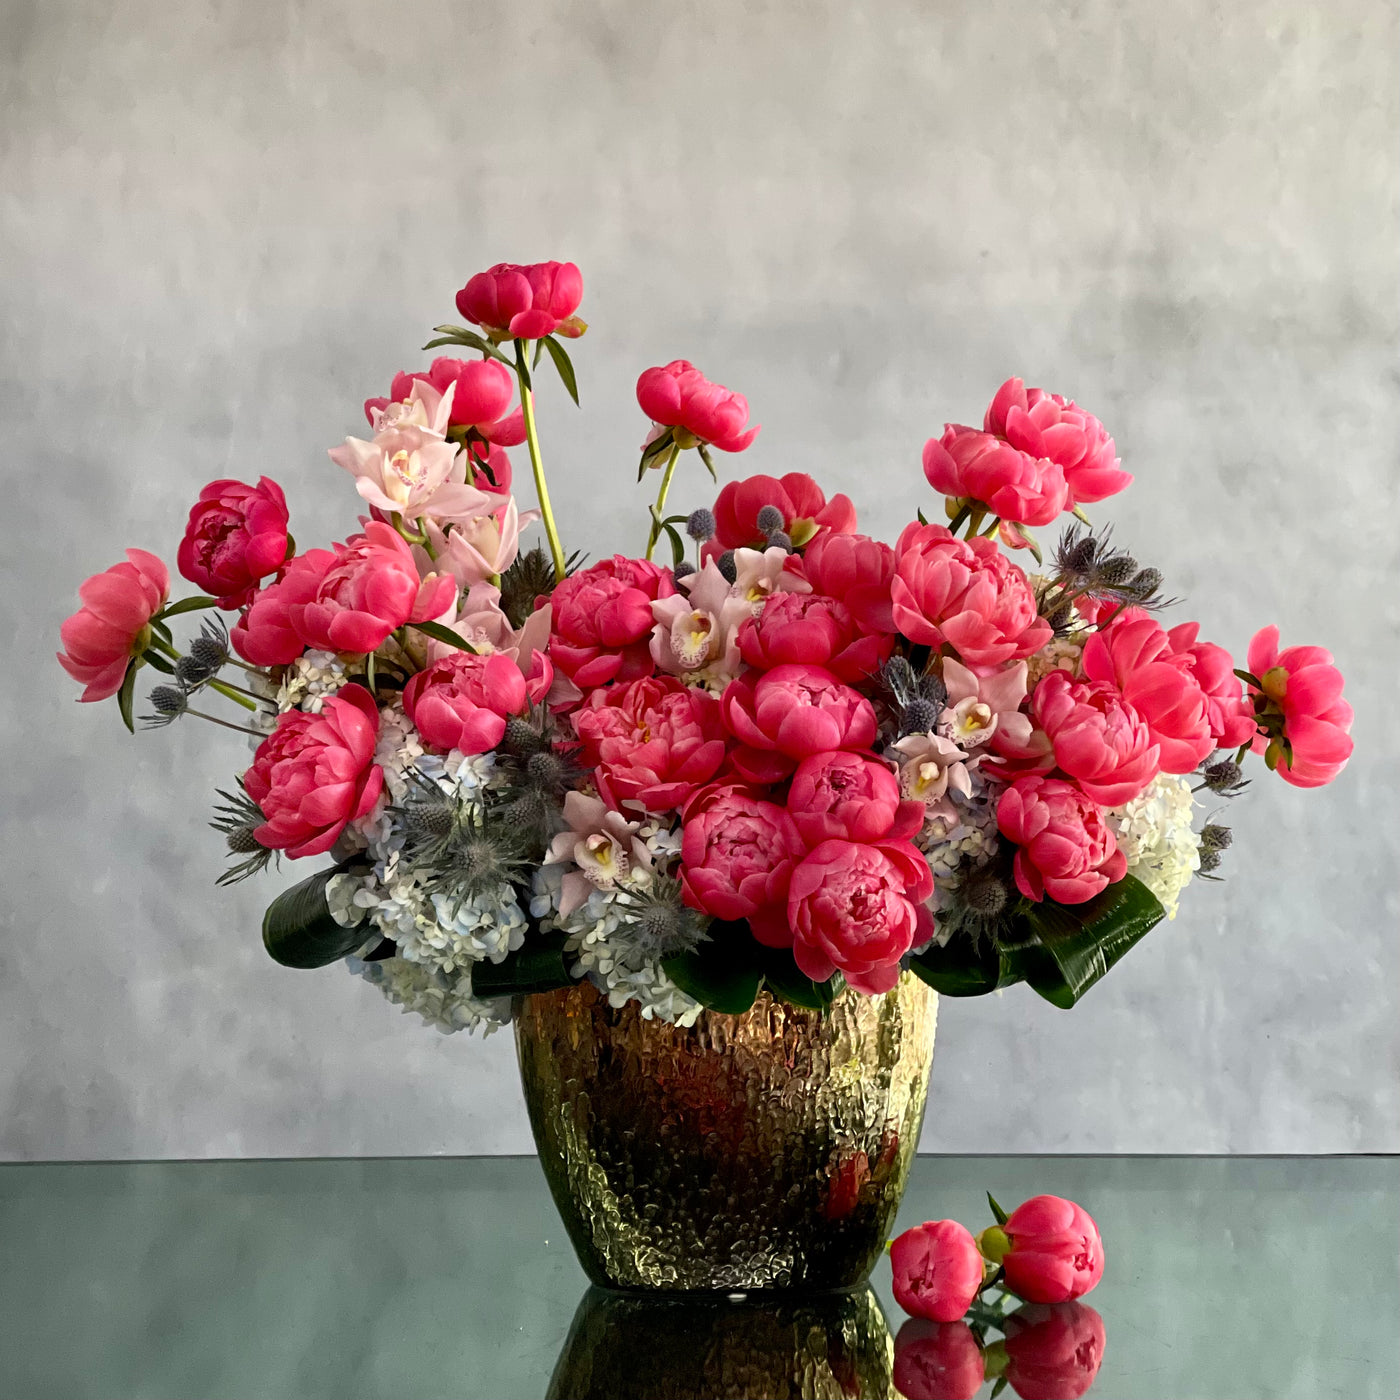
716, 550, 738, 584
1050, 523, 1177, 618
880, 656, 948, 735
210, 781, 277, 885
685, 508, 716, 542
1197, 755, 1249, 797
617, 875, 710, 960
498, 544, 585, 627
766, 529, 793, 552
672, 560, 696, 582
755, 504, 785, 535
141, 685, 188, 728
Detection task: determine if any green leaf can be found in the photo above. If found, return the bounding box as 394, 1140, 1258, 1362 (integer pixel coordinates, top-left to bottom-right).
262, 865, 367, 969
662, 521, 686, 567
1015, 874, 1166, 1009
917, 508, 929, 526
1234, 668, 1262, 687
1071, 504, 1093, 525
156, 595, 218, 621
116, 659, 139, 734
469, 929, 574, 998
143, 650, 176, 676
760, 948, 842, 1011
426, 325, 513, 364
987, 1191, 1009, 1226
990, 1377, 1009, 1400
532, 339, 544, 371
408, 620, 481, 653
542, 335, 580, 406
909, 935, 1010, 997
637, 428, 675, 481
696, 442, 717, 482
149, 619, 173, 643
663, 919, 762, 1015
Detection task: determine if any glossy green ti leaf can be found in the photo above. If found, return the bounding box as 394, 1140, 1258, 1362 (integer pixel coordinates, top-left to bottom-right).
262, 864, 368, 969
471, 929, 574, 998
760, 947, 842, 1011
663, 919, 762, 1015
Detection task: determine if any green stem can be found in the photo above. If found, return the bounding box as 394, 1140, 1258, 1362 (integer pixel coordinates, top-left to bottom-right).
644, 444, 683, 561
208, 678, 259, 712
514, 339, 566, 583
186, 706, 264, 736
947, 502, 972, 535
148, 635, 259, 711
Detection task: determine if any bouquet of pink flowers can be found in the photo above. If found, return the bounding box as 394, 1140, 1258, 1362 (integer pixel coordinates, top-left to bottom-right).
59, 262, 1354, 1030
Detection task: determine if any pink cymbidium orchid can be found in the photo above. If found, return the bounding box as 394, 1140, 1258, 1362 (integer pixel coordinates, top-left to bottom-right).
650, 559, 751, 685
545, 791, 654, 917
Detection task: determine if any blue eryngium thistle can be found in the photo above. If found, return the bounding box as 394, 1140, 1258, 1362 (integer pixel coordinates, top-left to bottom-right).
685, 508, 716, 543
616, 875, 710, 960
210, 781, 276, 885
881, 656, 947, 735
755, 504, 785, 535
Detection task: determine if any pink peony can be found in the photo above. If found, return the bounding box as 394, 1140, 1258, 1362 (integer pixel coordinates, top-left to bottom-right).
720, 663, 878, 783
712, 472, 857, 550
924, 426, 1069, 527
893, 1319, 985, 1400
243, 683, 383, 858
737, 591, 893, 683
232, 521, 455, 665
890, 1219, 986, 1323
786, 837, 934, 993
636, 360, 759, 454
802, 530, 897, 632
402, 649, 552, 754
571, 675, 727, 813
679, 783, 808, 943
997, 775, 1127, 904
1030, 670, 1159, 805
57, 549, 169, 702
1002, 1302, 1107, 1400
999, 1195, 1105, 1304
891, 523, 1052, 674
176, 477, 290, 609
786, 750, 924, 846
985, 377, 1132, 505
1246, 626, 1353, 788
420, 357, 514, 429
548, 556, 676, 690
1081, 608, 1214, 773
1166, 622, 1257, 750
455, 261, 585, 341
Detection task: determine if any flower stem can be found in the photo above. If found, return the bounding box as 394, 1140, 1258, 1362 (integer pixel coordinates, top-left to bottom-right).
514, 338, 567, 584
147, 634, 259, 711
644, 444, 683, 561
187, 706, 264, 737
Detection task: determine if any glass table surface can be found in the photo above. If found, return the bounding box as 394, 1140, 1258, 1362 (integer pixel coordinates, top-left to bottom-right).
0, 1155, 1394, 1400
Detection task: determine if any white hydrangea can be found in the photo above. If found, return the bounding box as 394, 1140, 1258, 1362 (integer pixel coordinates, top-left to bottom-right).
1025, 634, 1085, 687
1105, 772, 1201, 919
918, 772, 1004, 887
275, 649, 351, 714
531, 821, 704, 1027
345, 954, 510, 1034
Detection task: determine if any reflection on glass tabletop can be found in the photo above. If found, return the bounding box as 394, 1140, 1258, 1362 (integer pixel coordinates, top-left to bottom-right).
0, 1155, 1393, 1400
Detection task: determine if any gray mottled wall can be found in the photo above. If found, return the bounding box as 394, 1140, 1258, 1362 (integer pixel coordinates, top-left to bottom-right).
2, 0, 1396, 1159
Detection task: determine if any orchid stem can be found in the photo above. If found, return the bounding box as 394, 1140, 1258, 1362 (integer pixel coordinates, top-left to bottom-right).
644, 444, 682, 561
514, 338, 567, 584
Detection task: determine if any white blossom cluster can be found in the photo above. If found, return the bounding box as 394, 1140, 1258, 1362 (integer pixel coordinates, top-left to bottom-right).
530, 820, 703, 1027
918, 771, 1004, 889
326, 705, 522, 1033
274, 649, 351, 714
1105, 772, 1201, 919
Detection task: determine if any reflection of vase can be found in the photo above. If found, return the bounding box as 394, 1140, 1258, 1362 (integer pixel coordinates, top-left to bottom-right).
545, 1285, 895, 1400
516, 974, 937, 1292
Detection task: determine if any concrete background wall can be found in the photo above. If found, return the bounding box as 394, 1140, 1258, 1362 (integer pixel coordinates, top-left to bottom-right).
3, 0, 1396, 1158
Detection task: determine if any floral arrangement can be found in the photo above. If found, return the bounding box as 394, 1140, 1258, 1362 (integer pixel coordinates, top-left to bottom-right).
58, 260, 1354, 1033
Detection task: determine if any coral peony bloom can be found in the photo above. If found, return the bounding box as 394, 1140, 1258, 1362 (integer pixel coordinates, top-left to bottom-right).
233, 521, 455, 665
455, 260, 585, 341
891, 523, 1052, 674
712, 472, 857, 550
985, 377, 1132, 505
636, 360, 760, 453
545, 792, 652, 918
786, 837, 933, 993
572, 675, 727, 813
243, 683, 383, 858
924, 426, 1069, 527
720, 663, 878, 783
802, 530, 897, 632
57, 549, 169, 702
1081, 608, 1214, 773
679, 783, 807, 943
421, 357, 515, 429
890, 1219, 986, 1323
1002, 1302, 1107, 1400
1030, 670, 1159, 805
649, 559, 752, 686
737, 591, 893, 683
402, 648, 551, 755
548, 556, 676, 690
787, 750, 924, 846
1246, 626, 1354, 787
999, 1195, 1105, 1304
893, 1319, 985, 1400
1166, 622, 1257, 750
997, 776, 1127, 904
176, 477, 290, 610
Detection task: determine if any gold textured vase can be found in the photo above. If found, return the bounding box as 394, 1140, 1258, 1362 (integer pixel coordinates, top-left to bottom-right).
515, 974, 937, 1292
